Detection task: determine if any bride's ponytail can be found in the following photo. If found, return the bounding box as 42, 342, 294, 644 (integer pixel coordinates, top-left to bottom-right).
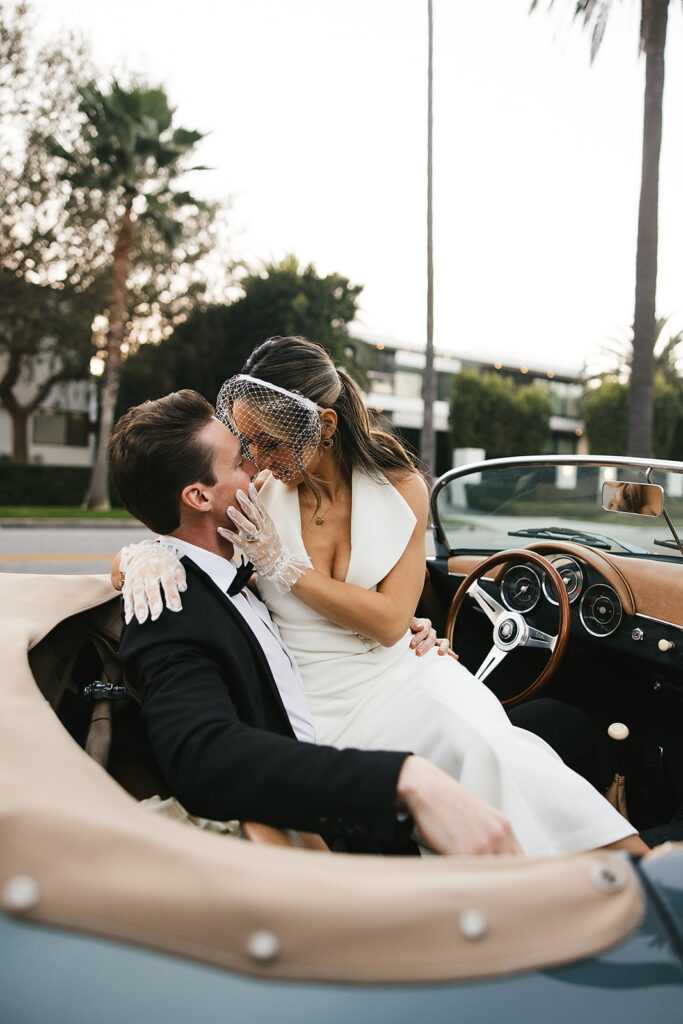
332, 366, 424, 481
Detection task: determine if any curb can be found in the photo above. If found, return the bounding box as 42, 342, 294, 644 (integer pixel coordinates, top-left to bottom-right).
0, 518, 146, 529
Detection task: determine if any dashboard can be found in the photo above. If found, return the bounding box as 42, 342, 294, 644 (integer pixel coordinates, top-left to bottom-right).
500, 555, 622, 638
443, 540, 683, 684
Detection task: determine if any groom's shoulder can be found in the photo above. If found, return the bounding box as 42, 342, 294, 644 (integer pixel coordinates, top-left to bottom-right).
119, 555, 226, 653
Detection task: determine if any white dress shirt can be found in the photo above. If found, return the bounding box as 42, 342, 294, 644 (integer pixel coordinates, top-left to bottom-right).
169, 538, 316, 743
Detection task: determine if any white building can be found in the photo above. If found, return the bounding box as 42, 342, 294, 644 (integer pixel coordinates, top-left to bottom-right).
350, 331, 586, 476
0, 348, 96, 466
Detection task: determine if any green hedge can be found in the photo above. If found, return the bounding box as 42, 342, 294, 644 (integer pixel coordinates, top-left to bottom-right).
0, 463, 122, 507
464, 480, 519, 511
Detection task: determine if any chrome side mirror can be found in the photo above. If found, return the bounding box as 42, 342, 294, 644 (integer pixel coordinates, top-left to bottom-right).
602, 481, 663, 517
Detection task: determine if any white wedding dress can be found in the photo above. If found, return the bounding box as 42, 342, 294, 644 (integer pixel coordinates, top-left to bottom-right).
257, 470, 635, 855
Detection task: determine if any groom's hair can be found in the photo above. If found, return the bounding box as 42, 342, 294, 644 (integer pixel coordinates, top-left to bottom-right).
108, 390, 216, 534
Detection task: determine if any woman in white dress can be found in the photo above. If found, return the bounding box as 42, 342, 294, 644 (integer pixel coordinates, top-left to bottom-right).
122, 336, 645, 856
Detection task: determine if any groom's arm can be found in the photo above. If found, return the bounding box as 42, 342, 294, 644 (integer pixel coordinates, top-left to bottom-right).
120, 622, 408, 846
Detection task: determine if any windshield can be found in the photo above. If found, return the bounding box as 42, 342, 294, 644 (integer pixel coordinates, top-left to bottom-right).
434, 461, 683, 558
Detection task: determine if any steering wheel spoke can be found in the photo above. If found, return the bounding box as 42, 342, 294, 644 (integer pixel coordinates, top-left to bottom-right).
523, 626, 557, 651
467, 579, 505, 624
474, 644, 508, 682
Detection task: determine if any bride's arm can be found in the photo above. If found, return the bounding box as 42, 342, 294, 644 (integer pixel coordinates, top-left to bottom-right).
288, 473, 430, 646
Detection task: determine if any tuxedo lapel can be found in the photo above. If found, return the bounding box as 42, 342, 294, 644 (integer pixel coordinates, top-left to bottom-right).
181, 556, 296, 738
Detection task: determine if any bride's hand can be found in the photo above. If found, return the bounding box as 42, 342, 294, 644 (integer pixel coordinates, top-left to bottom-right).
119, 540, 186, 624
409, 617, 459, 659
218, 483, 311, 592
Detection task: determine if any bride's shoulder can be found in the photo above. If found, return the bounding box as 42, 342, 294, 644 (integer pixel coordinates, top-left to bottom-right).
384, 470, 429, 517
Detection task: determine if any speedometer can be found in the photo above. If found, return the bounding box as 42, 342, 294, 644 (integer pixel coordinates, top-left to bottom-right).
542, 555, 584, 605
579, 584, 623, 637
501, 564, 541, 612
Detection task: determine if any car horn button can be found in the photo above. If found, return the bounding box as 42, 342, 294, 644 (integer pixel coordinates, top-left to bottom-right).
499, 619, 518, 642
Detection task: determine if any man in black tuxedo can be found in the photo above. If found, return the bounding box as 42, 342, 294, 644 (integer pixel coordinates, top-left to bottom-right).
110, 390, 520, 856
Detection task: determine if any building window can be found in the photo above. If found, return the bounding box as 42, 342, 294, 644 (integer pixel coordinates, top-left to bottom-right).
394, 369, 423, 398
367, 370, 394, 395
544, 380, 583, 419
33, 410, 90, 447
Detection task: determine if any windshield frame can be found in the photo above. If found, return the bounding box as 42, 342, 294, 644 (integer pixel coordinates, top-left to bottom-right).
430, 454, 683, 557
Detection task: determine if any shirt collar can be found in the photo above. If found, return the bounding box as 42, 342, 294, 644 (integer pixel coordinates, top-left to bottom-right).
167, 537, 238, 594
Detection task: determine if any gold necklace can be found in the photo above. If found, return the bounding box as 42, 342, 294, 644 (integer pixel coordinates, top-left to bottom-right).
314, 502, 330, 526
311, 495, 334, 526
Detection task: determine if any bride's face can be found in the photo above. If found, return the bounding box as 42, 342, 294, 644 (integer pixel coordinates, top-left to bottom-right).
231, 399, 319, 484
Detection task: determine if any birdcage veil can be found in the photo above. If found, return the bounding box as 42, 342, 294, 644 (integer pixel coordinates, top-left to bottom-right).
216, 374, 324, 481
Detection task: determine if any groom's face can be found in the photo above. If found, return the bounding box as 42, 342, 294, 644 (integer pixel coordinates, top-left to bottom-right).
195, 418, 257, 524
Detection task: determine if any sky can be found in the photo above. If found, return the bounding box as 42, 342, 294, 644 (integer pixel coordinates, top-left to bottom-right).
28, 0, 683, 376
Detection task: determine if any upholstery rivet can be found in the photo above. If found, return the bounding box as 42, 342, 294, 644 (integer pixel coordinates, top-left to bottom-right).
246, 929, 281, 963
1, 875, 40, 912
590, 862, 627, 894
459, 908, 488, 940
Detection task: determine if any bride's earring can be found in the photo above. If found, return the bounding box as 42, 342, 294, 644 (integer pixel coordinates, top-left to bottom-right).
321, 434, 334, 450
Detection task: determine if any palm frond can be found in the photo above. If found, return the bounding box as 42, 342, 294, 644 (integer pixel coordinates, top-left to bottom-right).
530, 0, 615, 60
589, 0, 613, 61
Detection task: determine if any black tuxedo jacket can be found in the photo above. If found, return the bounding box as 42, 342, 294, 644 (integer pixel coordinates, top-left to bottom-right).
118, 556, 410, 849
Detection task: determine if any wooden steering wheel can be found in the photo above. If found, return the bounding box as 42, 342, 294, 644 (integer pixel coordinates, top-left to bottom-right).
445, 549, 571, 708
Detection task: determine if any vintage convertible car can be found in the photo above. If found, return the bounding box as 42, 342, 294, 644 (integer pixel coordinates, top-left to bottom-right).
2, 454, 683, 1022
427, 454, 683, 839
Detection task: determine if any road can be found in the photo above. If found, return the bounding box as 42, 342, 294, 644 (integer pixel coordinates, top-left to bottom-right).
0, 523, 153, 575
0, 521, 438, 574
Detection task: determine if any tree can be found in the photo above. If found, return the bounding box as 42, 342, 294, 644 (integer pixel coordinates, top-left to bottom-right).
51, 80, 213, 507
117, 256, 363, 413
582, 374, 679, 458
0, 2, 106, 461
449, 370, 552, 458
587, 316, 683, 458
656, 326, 683, 458
532, 0, 674, 458
582, 379, 628, 456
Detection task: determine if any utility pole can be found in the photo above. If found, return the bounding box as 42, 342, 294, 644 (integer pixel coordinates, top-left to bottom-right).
420, 0, 436, 475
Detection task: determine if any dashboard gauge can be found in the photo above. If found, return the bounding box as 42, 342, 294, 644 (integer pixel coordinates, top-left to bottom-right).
579, 584, 623, 637
501, 564, 541, 613
542, 555, 584, 605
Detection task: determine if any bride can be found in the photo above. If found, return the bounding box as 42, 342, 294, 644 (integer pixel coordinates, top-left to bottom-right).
119, 335, 645, 857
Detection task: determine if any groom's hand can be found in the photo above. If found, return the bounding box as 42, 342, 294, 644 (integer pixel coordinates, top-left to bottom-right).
396, 756, 522, 856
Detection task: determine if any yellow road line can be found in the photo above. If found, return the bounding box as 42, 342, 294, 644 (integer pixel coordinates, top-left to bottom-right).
0, 553, 115, 563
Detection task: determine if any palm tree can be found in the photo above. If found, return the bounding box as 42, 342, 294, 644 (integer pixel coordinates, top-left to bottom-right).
52, 81, 208, 507
532, 0, 673, 458
593, 315, 683, 381
420, 0, 437, 475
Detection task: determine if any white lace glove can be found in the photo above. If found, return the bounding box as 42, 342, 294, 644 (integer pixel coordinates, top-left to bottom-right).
217, 482, 312, 592
120, 539, 187, 624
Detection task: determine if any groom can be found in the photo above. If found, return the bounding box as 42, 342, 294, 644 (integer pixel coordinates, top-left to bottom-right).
110, 389, 520, 856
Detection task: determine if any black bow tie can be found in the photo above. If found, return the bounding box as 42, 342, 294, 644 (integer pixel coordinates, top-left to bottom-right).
227, 558, 254, 596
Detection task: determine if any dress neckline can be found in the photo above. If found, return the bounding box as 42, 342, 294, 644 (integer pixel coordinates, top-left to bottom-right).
262, 469, 418, 591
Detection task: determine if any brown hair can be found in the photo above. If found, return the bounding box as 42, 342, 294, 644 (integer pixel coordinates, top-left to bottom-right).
108, 390, 216, 534
241, 336, 424, 505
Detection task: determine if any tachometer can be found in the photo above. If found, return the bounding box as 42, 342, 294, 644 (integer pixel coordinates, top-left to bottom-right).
579, 584, 622, 637
542, 555, 584, 605
501, 564, 541, 613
